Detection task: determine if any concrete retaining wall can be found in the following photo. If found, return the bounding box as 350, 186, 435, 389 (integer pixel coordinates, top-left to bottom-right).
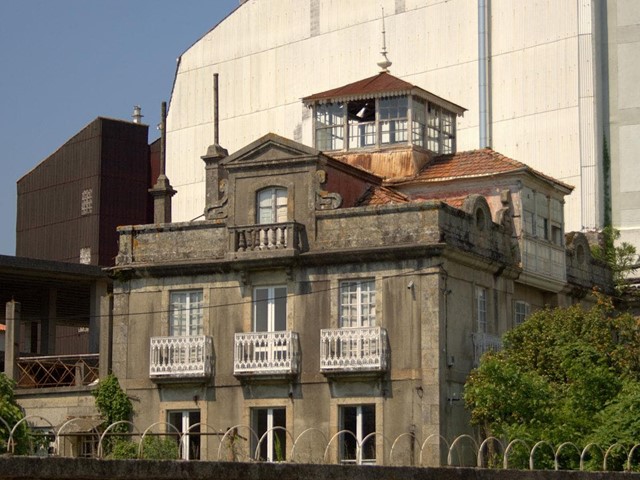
0, 457, 634, 480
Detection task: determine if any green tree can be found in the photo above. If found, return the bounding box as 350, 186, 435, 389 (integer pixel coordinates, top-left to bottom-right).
92, 374, 134, 456
591, 226, 639, 293
0, 373, 30, 454
92, 374, 133, 433
464, 300, 640, 468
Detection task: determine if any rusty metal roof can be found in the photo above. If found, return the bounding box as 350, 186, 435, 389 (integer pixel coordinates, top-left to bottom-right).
302, 72, 466, 114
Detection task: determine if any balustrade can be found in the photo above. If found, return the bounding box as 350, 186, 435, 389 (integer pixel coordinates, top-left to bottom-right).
230, 222, 303, 253
320, 327, 389, 373
471, 332, 502, 366
234, 331, 300, 376
149, 335, 214, 380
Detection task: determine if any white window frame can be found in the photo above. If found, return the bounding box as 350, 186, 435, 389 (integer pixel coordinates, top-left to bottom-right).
514, 300, 531, 327
522, 188, 562, 244
169, 290, 203, 337
339, 404, 376, 465
253, 286, 287, 332
476, 287, 487, 333
257, 187, 287, 224
339, 280, 376, 328
313, 96, 455, 154
315, 103, 345, 151
167, 410, 200, 460
251, 407, 286, 462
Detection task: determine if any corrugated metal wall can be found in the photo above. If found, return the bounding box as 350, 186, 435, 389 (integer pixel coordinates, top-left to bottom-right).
16, 118, 151, 266
166, 0, 606, 234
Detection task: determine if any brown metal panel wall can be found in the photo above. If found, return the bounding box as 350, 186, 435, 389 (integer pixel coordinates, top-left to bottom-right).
16, 119, 103, 262
17, 118, 151, 266
98, 120, 150, 266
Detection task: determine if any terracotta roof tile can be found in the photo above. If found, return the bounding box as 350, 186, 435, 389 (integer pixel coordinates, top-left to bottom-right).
356, 185, 410, 206
394, 148, 573, 191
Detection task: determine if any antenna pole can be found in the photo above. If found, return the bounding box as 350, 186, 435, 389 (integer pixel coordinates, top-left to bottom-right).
377, 7, 392, 72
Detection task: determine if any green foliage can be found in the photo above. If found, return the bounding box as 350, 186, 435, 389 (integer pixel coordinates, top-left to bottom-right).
107, 436, 179, 460
0, 373, 29, 455
92, 374, 133, 433
107, 437, 138, 459
465, 301, 640, 469
591, 226, 639, 292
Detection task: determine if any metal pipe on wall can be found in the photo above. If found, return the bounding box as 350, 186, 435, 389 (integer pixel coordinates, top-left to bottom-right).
478, 0, 490, 149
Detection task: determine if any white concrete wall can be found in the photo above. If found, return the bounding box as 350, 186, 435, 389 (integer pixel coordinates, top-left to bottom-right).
166, 0, 613, 236
608, 0, 640, 251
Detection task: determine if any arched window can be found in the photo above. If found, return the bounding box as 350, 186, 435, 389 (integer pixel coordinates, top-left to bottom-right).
257, 187, 287, 224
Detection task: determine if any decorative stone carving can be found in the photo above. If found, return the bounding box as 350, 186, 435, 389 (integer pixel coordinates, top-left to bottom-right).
316, 191, 343, 210
314, 169, 342, 210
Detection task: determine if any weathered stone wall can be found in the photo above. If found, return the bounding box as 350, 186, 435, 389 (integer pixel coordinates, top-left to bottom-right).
0, 457, 635, 480
15, 387, 97, 428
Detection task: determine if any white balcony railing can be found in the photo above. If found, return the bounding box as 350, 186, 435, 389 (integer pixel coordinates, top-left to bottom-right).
472, 332, 502, 366
149, 335, 214, 380
320, 327, 389, 374
234, 331, 300, 376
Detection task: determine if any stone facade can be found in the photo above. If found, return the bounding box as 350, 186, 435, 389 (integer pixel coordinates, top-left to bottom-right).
109, 131, 609, 465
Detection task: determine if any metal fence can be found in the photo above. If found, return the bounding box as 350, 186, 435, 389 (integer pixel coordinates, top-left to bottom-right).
2, 415, 639, 471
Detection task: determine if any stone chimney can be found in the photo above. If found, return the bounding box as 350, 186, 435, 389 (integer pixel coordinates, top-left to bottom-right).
202, 73, 229, 220
149, 101, 176, 224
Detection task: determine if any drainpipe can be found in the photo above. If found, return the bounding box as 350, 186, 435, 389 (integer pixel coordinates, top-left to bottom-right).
478, 0, 490, 148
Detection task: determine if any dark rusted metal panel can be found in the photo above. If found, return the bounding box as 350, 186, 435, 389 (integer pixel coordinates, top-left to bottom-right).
16, 118, 151, 266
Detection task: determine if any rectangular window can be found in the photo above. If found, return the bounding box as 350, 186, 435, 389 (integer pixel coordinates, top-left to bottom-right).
315, 103, 344, 151
379, 97, 408, 145
167, 410, 200, 460
169, 290, 203, 336
476, 287, 487, 333
81, 189, 93, 215
411, 97, 426, 147
251, 408, 286, 462
79, 247, 91, 265
339, 280, 375, 328
339, 405, 376, 465
550, 198, 563, 245
514, 301, 531, 327
253, 286, 287, 332
522, 188, 557, 242
257, 188, 287, 224
535, 193, 549, 240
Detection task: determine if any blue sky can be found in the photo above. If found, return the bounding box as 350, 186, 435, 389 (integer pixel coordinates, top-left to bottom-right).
0, 0, 239, 255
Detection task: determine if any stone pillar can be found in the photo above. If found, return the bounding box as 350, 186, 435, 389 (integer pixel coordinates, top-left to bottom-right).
89, 280, 108, 354
40, 287, 57, 355
5, 301, 21, 381
98, 285, 113, 380
149, 101, 177, 224
202, 144, 229, 220
149, 175, 177, 224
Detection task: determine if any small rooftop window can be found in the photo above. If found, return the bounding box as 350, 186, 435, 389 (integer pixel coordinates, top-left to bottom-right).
304, 73, 465, 155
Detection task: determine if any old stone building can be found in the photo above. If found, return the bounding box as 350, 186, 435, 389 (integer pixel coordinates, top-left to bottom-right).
108, 73, 610, 464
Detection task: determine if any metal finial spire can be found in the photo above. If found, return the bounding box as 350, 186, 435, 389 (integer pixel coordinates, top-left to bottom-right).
377, 7, 392, 73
